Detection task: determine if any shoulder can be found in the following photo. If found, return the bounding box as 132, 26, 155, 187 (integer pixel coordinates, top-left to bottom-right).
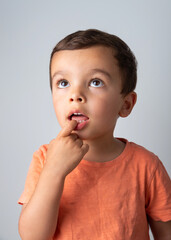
128, 140, 171, 181
36, 143, 49, 157
31, 143, 49, 168
128, 140, 160, 165
125, 139, 163, 179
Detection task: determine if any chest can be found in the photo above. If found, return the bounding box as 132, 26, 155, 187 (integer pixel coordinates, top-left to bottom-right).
55, 166, 149, 240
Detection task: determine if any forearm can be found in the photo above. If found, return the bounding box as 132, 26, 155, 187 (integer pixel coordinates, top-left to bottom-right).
18, 164, 65, 240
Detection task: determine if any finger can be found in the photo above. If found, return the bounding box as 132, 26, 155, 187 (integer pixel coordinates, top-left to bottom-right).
70, 133, 79, 141
81, 143, 89, 155
58, 120, 78, 137
75, 138, 83, 147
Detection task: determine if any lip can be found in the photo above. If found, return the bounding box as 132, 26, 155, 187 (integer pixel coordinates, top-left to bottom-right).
67, 109, 89, 131
67, 109, 89, 120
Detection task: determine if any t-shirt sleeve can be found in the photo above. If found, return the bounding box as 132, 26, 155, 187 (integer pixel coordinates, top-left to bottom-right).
146, 159, 171, 222
18, 145, 47, 205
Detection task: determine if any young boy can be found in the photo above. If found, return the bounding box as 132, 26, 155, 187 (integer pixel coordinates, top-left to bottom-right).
18, 29, 171, 240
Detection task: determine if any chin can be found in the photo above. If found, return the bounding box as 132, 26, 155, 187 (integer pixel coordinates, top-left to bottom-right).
72, 130, 89, 140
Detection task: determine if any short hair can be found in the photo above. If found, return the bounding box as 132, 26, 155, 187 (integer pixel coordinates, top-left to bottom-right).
49, 29, 137, 95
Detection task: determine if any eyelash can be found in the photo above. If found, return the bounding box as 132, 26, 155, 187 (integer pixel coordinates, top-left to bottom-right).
57, 79, 69, 88
90, 78, 104, 87
56, 78, 104, 88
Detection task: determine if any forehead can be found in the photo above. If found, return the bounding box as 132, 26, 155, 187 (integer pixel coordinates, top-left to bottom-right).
50, 45, 120, 78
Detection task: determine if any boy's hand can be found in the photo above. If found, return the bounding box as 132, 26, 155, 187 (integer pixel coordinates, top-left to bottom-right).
46, 120, 89, 178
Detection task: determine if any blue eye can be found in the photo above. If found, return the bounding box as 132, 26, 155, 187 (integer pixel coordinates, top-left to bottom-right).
57, 80, 70, 88
90, 79, 104, 87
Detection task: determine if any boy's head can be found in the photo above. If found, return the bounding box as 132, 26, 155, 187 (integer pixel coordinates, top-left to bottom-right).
49, 29, 137, 96
50, 29, 137, 140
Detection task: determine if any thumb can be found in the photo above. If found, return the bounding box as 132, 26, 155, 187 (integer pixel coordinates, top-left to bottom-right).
58, 120, 78, 137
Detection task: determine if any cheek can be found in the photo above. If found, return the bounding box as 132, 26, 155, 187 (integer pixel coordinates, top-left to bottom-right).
52, 96, 65, 121
91, 95, 120, 118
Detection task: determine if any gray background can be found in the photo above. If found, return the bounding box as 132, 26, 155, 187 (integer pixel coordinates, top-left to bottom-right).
0, 0, 171, 239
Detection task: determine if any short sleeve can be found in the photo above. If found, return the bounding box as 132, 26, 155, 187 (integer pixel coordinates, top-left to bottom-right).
146, 159, 171, 222
18, 144, 48, 205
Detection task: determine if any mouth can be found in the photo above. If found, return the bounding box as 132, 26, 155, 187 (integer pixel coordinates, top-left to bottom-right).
68, 110, 89, 130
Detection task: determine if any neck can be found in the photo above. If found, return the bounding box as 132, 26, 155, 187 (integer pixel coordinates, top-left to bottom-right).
83, 132, 125, 162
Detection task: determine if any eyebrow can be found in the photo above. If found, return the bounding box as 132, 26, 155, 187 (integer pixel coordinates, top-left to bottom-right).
89, 68, 112, 80
51, 71, 66, 81
51, 68, 112, 81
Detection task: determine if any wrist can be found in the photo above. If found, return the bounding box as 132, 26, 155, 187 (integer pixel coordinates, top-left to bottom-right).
42, 162, 66, 183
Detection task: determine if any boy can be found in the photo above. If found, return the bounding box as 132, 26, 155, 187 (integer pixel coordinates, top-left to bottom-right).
18, 29, 171, 240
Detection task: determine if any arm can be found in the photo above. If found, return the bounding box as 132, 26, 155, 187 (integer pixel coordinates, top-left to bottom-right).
148, 216, 171, 240
18, 166, 65, 240
18, 120, 89, 240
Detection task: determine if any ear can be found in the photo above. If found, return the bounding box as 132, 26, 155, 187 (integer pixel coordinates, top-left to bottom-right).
119, 92, 137, 118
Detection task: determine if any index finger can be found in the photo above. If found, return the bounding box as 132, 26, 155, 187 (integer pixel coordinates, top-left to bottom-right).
58, 120, 78, 137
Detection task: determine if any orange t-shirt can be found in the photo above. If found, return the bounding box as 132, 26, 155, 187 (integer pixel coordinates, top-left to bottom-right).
18, 139, 171, 240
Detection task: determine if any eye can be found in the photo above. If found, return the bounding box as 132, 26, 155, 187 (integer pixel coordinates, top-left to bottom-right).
57, 79, 70, 88
89, 78, 104, 88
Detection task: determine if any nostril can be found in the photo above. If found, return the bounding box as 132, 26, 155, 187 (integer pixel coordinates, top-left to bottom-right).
69, 97, 83, 102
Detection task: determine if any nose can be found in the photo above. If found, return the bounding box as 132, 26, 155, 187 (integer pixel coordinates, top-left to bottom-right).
69, 90, 86, 103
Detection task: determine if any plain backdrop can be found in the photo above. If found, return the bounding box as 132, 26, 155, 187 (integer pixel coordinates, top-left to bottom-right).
0, 0, 171, 239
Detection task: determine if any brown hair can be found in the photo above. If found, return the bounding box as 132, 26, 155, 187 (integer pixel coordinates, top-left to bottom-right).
49, 29, 137, 95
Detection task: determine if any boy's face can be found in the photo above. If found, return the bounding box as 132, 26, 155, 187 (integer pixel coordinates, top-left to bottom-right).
51, 45, 128, 140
